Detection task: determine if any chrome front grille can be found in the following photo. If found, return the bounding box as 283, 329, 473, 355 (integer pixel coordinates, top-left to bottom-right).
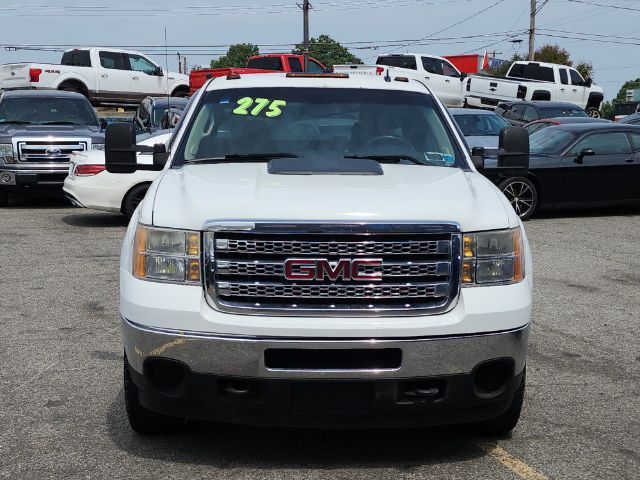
205, 222, 462, 317
17, 140, 88, 162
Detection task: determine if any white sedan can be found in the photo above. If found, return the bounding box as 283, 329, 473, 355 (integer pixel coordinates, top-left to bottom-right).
64, 131, 171, 218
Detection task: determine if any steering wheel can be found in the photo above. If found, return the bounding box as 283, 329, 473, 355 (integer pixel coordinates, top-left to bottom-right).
363, 135, 416, 151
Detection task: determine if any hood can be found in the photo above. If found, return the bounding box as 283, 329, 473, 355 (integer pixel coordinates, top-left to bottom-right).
0, 124, 103, 141
149, 163, 514, 232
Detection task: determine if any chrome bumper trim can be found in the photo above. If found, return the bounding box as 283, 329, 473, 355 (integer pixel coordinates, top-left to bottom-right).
123, 317, 529, 380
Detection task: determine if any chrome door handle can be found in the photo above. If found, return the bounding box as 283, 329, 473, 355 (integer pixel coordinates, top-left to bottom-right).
625, 158, 634, 163
572, 89, 577, 92
101, 74, 108, 78
445, 79, 451, 83
425, 76, 430, 80
561, 88, 565, 92
133, 76, 139, 81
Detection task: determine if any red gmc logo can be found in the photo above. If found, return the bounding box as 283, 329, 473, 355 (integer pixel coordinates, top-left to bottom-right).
284, 259, 383, 282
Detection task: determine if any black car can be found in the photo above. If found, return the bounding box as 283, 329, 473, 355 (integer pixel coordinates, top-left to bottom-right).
496, 101, 588, 126
524, 116, 610, 135
483, 123, 640, 219
133, 96, 188, 134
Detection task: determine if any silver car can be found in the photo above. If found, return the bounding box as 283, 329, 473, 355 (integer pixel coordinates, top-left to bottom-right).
450, 108, 510, 155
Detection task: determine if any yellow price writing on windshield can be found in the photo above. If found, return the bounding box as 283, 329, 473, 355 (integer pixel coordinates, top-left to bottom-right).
233, 98, 287, 118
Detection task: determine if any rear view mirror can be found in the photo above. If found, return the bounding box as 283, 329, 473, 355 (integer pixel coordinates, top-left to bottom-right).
99, 118, 108, 130
154, 66, 164, 77
105, 123, 137, 174
497, 126, 529, 175
585, 78, 593, 88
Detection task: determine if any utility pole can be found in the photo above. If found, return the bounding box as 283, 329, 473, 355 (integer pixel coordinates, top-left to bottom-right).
302, 0, 311, 71
529, 0, 536, 60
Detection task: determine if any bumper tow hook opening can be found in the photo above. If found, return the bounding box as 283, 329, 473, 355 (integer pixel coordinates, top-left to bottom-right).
402, 380, 445, 400
223, 380, 252, 395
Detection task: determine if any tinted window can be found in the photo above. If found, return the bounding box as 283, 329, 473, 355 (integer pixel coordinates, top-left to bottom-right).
522, 106, 538, 123
288, 57, 303, 73
526, 122, 550, 134
569, 132, 632, 155
176, 87, 465, 169
559, 69, 569, 85
453, 113, 509, 136
629, 132, 640, 151
0, 96, 99, 126
508, 63, 555, 82
509, 104, 524, 120
61, 50, 91, 67
99, 51, 126, 70
377, 55, 417, 70
422, 57, 441, 75
128, 54, 157, 75
538, 106, 588, 119
246, 56, 283, 71
136, 101, 150, 130
569, 69, 585, 86
440, 60, 460, 77
530, 129, 576, 154
153, 104, 185, 127
307, 60, 325, 73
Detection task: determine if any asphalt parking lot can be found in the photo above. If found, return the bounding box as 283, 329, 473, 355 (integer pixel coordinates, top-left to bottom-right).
1, 199, 638, 480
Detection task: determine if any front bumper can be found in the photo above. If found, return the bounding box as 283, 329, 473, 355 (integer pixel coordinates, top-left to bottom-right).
123, 318, 529, 427
0, 167, 68, 194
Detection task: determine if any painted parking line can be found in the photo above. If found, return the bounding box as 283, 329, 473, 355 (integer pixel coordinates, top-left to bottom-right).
474, 440, 549, 480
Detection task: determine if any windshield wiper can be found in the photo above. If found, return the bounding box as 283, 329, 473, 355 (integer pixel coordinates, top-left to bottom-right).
0, 120, 34, 125
184, 153, 298, 164
344, 154, 429, 166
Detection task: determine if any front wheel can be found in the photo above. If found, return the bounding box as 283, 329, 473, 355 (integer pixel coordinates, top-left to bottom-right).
586, 107, 602, 118
498, 177, 538, 220
475, 368, 526, 435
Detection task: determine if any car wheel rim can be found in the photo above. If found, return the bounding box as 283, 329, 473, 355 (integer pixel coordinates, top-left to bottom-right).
503, 181, 534, 217
588, 109, 601, 118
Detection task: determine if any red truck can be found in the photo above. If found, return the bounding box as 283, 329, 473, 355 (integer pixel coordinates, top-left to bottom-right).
189, 54, 326, 94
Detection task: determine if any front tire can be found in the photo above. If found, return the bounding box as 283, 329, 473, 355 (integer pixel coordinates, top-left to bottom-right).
124, 354, 185, 434
586, 107, 602, 118
498, 177, 538, 220
122, 184, 149, 219
476, 368, 526, 435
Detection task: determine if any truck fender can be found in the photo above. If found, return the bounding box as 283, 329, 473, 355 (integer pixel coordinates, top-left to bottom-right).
531, 90, 551, 101
53, 72, 92, 94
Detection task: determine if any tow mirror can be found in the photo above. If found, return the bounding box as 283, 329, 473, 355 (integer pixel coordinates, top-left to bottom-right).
574, 148, 595, 165
105, 122, 137, 174
497, 126, 529, 175
470, 146, 485, 170
153, 143, 169, 169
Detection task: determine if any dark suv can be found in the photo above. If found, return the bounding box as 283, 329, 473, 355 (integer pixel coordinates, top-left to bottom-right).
132, 96, 188, 134
0, 90, 104, 206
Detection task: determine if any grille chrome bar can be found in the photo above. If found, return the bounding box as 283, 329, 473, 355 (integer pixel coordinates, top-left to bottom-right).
216, 259, 451, 277
17, 140, 88, 163
204, 222, 462, 317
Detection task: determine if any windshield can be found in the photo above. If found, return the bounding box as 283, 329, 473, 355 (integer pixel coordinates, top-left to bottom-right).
530, 128, 576, 155
453, 113, 509, 136
0, 97, 99, 126
538, 107, 588, 119
174, 87, 465, 168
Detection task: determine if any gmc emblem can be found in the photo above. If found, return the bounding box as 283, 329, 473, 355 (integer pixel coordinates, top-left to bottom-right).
284, 259, 383, 282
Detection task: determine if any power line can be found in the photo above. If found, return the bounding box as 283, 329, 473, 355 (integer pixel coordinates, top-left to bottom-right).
563, 0, 640, 12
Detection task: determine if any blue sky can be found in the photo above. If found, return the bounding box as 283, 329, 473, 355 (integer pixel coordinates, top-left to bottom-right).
0, 0, 638, 100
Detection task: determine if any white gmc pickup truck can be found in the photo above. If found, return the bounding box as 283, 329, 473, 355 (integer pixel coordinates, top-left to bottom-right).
0, 48, 189, 105
465, 60, 604, 116
334, 53, 465, 107
105, 72, 533, 434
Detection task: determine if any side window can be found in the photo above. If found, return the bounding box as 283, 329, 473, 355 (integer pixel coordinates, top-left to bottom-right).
422, 57, 442, 75
288, 57, 303, 73
440, 60, 460, 77
628, 132, 640, 151
307, 60, 325, 73
522, 106, 538, 123
62, 50, 91, 67
569, 132, 632, 155
559, 69, 569, 85
509, 105, 524, 120
99, 51, 126, 70
569, 69, 585, 87
127, 54, 158, 75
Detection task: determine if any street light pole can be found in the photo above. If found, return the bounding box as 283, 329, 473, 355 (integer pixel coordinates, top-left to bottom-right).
529, 0, 536, 61
303, 0, 310, 71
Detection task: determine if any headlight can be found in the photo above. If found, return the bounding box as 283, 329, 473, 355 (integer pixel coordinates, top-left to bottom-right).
133, 224, 201, 284
462, 228, 524, 285
92, 144, 105, 151
0, 144, 15, 163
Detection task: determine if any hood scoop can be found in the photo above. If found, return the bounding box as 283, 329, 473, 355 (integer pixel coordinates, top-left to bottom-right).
267, 157, 383, 176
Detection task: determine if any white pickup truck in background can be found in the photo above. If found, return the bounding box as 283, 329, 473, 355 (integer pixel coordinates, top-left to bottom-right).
333, 53, 465, 107
0, 48, 189, 106
465, 61, 604, 116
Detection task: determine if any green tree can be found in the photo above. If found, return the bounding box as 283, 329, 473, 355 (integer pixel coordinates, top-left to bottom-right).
601, 78, 640, 119
487, 44, 594, 80
211, 43, 259, 68
293, 34, 362, 68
